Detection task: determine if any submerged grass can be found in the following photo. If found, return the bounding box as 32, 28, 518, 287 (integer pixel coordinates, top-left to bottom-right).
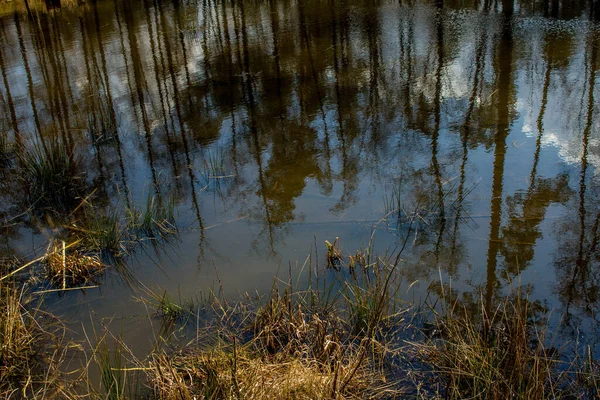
141, 287, 194, 325
76, 206, 128, 257
126, 192, 177, 239
199, 149, 234, 196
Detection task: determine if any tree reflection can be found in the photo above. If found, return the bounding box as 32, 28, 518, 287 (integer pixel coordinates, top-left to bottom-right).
554, 33, 599, 334
0, 0, 598, 334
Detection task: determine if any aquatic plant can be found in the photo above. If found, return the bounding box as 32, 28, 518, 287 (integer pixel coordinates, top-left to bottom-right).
87, 104, 118, 146
70, 193, 177, 262
126, 192, 177, 239
77, 205, 128, 258
199, 149, 234, 196
19, 141, 84, 211
95, 338, 127, 400
141, 287, 193, 324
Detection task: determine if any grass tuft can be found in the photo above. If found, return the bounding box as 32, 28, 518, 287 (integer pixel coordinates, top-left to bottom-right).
76, 205, 128, 258
19, 141, 85, 211
43, 240, 106, 288
126, 192, 177, 239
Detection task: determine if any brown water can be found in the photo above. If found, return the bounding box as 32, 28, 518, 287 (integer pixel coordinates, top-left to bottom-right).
0, 0, 599, 349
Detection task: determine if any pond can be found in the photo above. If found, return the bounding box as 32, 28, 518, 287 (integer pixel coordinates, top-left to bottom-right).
0, 0, 599, 355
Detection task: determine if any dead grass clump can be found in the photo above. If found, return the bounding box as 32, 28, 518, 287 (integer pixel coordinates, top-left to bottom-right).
44, 241, 106, 288
252, 287, 342, 359
148, 343, 381, 400
0, 285, 40, 394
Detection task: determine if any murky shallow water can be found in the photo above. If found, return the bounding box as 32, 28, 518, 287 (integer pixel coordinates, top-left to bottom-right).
0, 0, 599, 351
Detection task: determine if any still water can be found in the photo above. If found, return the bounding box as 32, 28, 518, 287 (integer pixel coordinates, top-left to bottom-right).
0, 0, 599, 348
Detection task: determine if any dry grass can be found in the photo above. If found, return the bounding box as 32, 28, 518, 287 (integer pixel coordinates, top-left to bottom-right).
411, 289, 600, 399
44, 240, 106, 288
148, 345, 379, 400
0, 278, 82, 398
137, 252, 407, 400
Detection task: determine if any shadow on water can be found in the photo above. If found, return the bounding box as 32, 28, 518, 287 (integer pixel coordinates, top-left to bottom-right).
0, 0, 599, 352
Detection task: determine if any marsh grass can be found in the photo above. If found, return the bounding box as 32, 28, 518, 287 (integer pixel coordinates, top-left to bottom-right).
70, 192, 177, 262
3, 241, 600, 399
342, 264, 399, 338
141, 287, 194, 325
133, 243, 408, 399
143, 282, 405, 399
95, 338, 127, 400
0, 271, 82, 398
126, 192, 177, 239
411, 288, 600, 399
76, 205, 128, 258
19, 141, 85, 211
87, 105, 118, 147
148, 343, 383, 400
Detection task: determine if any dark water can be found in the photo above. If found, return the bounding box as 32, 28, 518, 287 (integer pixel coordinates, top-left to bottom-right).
0, 0, 599, 350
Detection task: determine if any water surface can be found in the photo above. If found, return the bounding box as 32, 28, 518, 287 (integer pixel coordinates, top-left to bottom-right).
1, 0, 599, 349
